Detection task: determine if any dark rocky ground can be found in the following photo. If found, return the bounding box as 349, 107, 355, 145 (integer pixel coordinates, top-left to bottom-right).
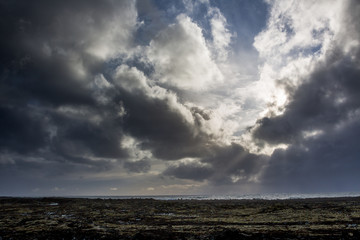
0, 197, 359, 239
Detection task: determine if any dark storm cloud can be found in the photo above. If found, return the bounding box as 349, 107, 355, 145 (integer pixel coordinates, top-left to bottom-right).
0, 0, 128, 107
123, 159, 151, 173
253, 52, 360, 145
108, 65, 214, 161
121, 91, 210, 160
258, 57, 360, 191
263, 119, 360, 192
0, 0, 132, 108
0, 0, 136, 171
163, 162, 214, 181
253, 0, 360, 146
50, 108, 128, 159
253, 0, 360, 192
0, 0, 219, 180
203, 143, 267, 184
0, 106, 48, 154
3, 0, 359, 196
163, 143, 267, 184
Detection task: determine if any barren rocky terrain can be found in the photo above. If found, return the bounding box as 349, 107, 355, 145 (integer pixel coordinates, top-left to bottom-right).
0, 197, 359, 239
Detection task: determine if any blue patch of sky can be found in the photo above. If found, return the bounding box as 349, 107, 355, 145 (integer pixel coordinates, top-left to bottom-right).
136, 0, 269, 49
308, 44, 322, 55
135, 1, 177, 46
278, 15, 295, 40
210, 0, 269, 48
150, 0, 185, 16
103, 55, 126, 81
286, 44, 322, 60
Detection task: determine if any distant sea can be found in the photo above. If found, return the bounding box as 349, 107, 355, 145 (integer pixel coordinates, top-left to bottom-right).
74, 192, 360, 200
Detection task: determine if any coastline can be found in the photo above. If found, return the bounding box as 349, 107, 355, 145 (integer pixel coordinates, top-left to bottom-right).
3, 191, 360, 200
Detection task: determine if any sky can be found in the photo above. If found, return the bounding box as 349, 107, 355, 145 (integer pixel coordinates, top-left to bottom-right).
0, 0, 359, 196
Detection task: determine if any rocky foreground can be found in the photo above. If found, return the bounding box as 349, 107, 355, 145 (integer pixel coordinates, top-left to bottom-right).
0, 197, 359, 239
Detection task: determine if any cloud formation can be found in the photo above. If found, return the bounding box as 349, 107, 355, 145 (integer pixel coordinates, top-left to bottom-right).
251, 0, 360, 191
1, 0, 359, 195
148, 14, 223, 90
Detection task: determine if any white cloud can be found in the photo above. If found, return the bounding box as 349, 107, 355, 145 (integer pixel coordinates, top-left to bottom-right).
254, 0, 343, 63
241, 0, 359, 157
114, 64, 149, 92
208, 7, 233, 61
121, 135, 152, 162
86, 1, 138, 59
148, 14, 223, 90
252, 0, 347, 115
161, 183, 203, 190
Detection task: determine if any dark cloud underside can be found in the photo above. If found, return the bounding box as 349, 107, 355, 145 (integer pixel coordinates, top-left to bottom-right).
253, 0, 360, 192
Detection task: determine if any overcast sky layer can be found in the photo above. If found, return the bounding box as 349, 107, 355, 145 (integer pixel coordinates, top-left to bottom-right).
1, 0, 359, 196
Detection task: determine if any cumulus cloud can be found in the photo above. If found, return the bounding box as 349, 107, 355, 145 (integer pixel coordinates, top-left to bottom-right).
1, 0, 234, 195
111, 64, 215, 161
148, 14, 223, 90
0, 0, 138, 176
207, 7, 233, 61
251, 0, 360, 191
251, 0, 345, 113
1, 0, 359, 195
252, 0, 360, 143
